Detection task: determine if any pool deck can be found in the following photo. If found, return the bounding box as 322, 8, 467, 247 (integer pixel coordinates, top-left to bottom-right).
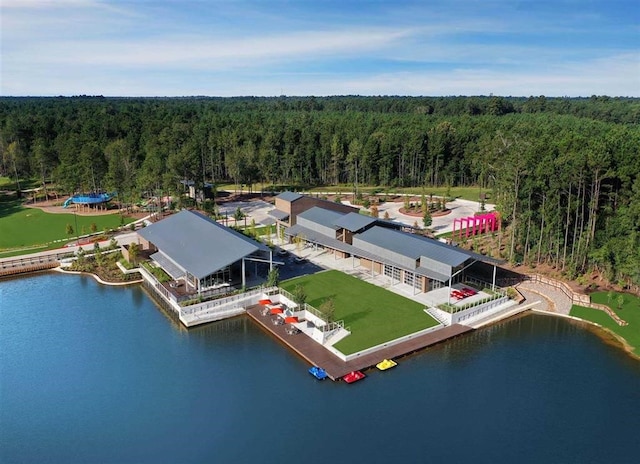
246, 305, 474, 381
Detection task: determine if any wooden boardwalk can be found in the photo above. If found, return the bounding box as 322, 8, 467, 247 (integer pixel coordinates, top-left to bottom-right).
246, 305, 474, 381
0, 261, 58, 278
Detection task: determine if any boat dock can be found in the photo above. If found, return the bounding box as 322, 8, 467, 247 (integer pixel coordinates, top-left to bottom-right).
246, 305, 474, 380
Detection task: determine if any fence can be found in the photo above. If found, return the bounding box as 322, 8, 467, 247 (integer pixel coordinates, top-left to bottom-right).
521, 274, 627, 326
277, 287, 348, 333
0, 251, 73, 270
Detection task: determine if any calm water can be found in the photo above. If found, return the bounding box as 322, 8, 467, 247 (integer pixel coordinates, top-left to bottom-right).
1, 273, 639, 464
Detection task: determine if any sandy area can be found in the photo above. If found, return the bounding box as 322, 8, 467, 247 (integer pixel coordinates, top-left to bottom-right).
24, 199, 135, 217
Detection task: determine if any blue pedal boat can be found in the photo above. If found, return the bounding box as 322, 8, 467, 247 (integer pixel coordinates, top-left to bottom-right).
309, 366, 328, 380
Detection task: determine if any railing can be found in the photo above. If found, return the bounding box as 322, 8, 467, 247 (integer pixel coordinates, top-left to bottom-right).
0, 251, 72, 270
524, 274, 579, 303
181, 286, 278, 316
138, 264, 175, 304
277, 287, 348, 332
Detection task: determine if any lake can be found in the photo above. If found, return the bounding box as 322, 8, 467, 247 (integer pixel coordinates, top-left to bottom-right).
1, 273, 639, 463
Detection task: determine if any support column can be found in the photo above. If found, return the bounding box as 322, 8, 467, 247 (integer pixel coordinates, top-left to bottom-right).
492, 264, 497, 291
242, 258, 246, 288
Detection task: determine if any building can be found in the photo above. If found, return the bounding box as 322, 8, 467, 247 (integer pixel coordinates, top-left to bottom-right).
138, 210, 272, 298
281, 199, 502, 298
269, 191, 359, 229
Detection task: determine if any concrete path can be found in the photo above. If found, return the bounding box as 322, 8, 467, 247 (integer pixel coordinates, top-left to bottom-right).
0, 231, 141, 264
516, 281, 573, 315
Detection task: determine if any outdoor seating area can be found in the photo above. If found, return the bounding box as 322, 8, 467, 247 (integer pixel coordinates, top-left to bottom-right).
450, 286, 478, 301
259, 298, 302, 335
419, 284, 489, 308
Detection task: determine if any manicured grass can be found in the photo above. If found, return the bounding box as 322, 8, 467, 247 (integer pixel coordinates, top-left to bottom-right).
307, 185, 488, 202
0, 198, 132, 250
216, 182, 488, 203
570, 291, 640, 356
281, 270, 438, 355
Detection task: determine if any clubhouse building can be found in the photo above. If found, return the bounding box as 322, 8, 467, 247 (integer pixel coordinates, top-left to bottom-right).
272, 192, 502, 299
137, 210, 273, 303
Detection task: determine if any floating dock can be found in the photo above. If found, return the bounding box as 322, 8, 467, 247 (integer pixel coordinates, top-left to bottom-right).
246, 305, 474, 381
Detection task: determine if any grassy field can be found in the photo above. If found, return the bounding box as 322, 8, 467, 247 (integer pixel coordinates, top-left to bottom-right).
0, 196, 132, 252
215, 182, 487, 203
281, 270, 439, 355
570, 291, 640, 356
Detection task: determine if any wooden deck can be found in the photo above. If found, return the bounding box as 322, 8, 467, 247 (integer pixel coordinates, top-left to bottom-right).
0, 261, 58, 278
246, 305, 474, 381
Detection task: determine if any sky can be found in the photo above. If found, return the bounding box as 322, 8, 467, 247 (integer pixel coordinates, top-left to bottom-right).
1, 0, 639, 97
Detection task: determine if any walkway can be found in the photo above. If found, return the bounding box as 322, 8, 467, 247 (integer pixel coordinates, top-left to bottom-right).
246, 305, 473, 381
515, 280, 573, 315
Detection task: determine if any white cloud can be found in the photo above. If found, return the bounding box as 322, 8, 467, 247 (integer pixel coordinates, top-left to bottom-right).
6, 28, 412, 69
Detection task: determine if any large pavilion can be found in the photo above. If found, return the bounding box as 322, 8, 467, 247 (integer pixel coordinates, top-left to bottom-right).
138, 210, 272, 296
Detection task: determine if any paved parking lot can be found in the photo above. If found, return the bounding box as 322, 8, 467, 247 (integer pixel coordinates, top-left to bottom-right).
222, 196, 493, 236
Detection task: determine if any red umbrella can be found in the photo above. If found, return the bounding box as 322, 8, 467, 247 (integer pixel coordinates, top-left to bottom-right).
270, 307, 284, 315
259, 299, 273, 306
285, 316, 298, 324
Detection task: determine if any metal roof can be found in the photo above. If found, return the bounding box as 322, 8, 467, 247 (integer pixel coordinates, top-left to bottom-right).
276, 191, 303, 202
138, 210, 269, 279
333, 213, 377, 232
286, 225, 451, 283
415, 266, 451, 283
357, 226, 474, 267
150, 251, 185, 280
297, 206, 344, 228
268, 209, 290, 221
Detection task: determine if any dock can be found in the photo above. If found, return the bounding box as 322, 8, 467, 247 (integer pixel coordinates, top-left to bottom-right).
246, 305, 474, 380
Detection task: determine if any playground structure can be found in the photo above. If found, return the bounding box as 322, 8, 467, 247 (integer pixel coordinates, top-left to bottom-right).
63, 193, 116, 211
452, 212, 500, 239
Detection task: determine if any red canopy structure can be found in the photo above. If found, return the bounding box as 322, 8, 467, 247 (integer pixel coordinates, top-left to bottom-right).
452, 212, 500, 240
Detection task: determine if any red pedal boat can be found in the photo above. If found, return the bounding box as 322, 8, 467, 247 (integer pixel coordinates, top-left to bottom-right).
343, 370, 365, 384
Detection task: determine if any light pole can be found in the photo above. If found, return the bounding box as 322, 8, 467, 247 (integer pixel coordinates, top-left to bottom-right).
73, 208, 79, 246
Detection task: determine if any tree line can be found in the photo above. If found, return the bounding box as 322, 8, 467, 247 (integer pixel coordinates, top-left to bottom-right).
0, 95, 638, 290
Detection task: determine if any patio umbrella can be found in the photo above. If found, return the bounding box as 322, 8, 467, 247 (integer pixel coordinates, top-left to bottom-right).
270, 307, 284, 315
285, 316, 298, 324
259, 299, 273, 306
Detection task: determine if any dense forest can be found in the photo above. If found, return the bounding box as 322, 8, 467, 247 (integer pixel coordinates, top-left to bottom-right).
1, 95, 639, 290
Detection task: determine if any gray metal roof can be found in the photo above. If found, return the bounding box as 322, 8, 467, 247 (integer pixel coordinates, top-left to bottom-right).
268, 209, 290, 221
415, 266, 451, 283
138, 210, 269, 279
286, 225, 451, 283
333, 213, 377, 232
150, 251, 185, 280
297, 206, 344, 228
357, 226, 473, 267
276, 191, 303, 202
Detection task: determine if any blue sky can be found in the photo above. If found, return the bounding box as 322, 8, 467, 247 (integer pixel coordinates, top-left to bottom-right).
1, 0, 639, 96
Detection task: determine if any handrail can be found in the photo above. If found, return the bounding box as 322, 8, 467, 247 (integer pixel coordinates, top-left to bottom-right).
521, 274, 627, 326
0, 251, 73, 269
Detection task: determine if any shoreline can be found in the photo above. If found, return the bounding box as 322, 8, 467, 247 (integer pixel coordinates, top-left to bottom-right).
531, 309, 639, 361
7, 266, 639, 362
53, 267, 143, 286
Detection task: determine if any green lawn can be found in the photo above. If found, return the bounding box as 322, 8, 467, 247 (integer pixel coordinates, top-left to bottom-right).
281, 270, 438, 355
216, 182, 488, 203
570, 291, 640, 356
0, 197, 132, 251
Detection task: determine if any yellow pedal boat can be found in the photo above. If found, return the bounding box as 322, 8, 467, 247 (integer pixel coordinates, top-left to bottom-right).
376, 359, 397, 371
